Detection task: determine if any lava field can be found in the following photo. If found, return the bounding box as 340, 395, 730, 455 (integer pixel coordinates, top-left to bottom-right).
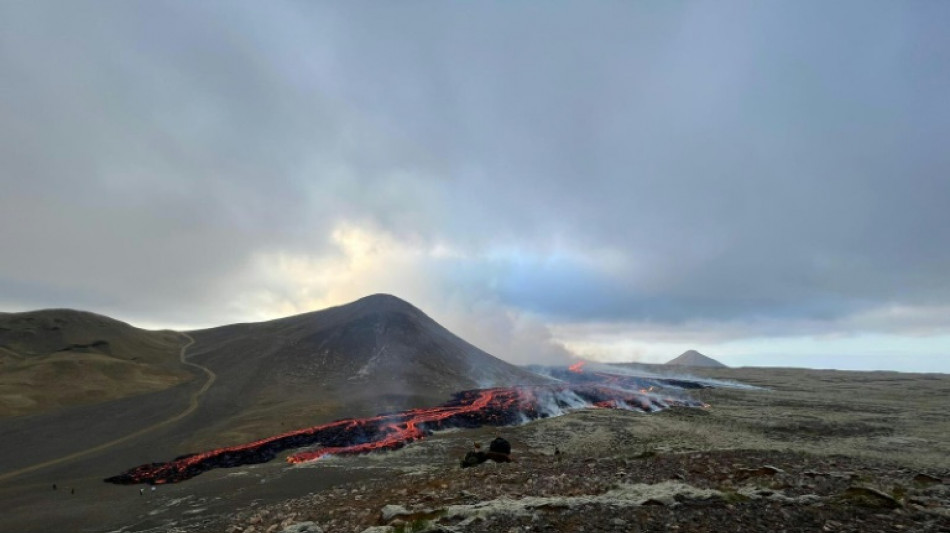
105, 367, 707, 485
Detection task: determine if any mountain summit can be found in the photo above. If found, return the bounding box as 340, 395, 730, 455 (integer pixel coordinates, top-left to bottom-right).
191, 293, 545, 396
182, 293, 550, 441
666, 350, 727, 368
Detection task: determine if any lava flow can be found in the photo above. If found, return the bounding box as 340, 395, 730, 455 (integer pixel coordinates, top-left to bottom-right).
105, 373, 706, 485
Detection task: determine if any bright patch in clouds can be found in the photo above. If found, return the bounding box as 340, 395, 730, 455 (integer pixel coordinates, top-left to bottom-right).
243, 223, 436, 318
234, 222, 572, 365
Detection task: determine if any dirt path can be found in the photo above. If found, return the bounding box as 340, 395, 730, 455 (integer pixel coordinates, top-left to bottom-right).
0, 345, 27, 359
0, 332, 215, 482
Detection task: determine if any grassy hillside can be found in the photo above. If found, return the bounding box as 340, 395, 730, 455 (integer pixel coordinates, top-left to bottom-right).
0, 310, 191, 417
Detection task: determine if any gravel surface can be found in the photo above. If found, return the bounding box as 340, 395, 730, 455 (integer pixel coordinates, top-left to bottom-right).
217, 439, 950, 532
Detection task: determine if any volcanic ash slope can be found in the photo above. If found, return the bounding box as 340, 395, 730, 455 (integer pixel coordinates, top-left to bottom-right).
182, 294, 551, 444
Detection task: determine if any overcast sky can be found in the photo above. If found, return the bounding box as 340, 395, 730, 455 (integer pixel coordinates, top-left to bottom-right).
2, 2, 948, 373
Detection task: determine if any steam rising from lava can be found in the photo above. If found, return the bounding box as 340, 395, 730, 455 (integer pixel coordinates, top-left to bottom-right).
105, 366, 709, 485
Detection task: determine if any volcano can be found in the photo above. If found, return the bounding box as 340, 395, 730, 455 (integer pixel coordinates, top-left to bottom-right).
179, 294, 551, 444
242, 293, 540, 386
666, 350, 727, 368
189, 293, 548, 397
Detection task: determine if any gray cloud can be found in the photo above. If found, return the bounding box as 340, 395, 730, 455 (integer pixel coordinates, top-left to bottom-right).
1, 2, 948, 369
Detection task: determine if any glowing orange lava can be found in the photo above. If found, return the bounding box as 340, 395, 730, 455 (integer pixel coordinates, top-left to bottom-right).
105, 368, 707, 485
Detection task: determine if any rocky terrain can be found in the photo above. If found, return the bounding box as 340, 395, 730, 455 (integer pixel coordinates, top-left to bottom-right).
225, 447, 949, 533
111, 366, 949, 533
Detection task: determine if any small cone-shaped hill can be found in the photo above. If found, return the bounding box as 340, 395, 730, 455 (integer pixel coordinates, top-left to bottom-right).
666, 349, 727, 368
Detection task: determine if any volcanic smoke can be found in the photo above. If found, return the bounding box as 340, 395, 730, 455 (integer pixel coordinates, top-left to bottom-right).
105, 367, 707, 485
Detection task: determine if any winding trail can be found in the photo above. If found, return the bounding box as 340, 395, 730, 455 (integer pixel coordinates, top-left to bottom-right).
0, 332, 215, 482
0, 345, 28, 359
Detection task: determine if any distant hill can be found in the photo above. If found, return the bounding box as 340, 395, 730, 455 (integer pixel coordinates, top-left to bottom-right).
0, 309, 189, 416
666, 350, 727, 368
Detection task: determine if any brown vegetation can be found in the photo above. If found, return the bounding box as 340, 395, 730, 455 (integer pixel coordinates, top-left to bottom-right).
0, 309, 190, 416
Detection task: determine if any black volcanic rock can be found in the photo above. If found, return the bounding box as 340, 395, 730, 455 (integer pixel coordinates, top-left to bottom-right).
666, 350, 727, 368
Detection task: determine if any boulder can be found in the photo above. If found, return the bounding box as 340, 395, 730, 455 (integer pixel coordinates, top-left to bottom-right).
460, 451, 488, 468
840, 486, 901, 509
380, 504, 411, 522
485, 451, 512, 463
913, 473, 942, 486
279, 522, 323, 533
489, 437, 511, 455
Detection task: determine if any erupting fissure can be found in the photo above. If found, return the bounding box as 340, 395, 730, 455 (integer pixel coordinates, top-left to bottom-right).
105, 368, 707, 485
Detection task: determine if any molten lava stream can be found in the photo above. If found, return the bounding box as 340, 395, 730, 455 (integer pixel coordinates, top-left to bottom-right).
105, 383, 704, 485
288, 388, 528, 462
